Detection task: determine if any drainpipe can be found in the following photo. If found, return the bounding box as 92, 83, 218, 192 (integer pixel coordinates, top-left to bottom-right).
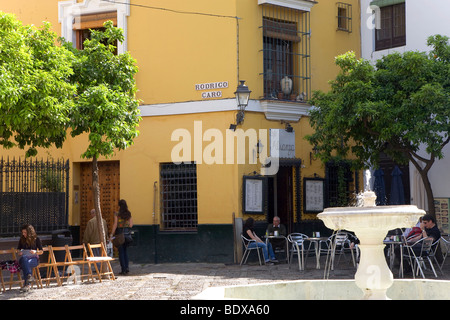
153, 181, 158, 264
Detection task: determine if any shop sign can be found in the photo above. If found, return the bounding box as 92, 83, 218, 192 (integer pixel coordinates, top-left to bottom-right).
195, 81, 228, 99
270, 129, 295, 158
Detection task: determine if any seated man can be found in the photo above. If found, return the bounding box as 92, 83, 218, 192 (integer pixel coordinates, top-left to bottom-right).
408, 214, 441, 244
266, 216, 287, 251
404, 214, 443, 272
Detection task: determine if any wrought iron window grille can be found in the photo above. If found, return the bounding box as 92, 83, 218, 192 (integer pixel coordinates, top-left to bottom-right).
160, 163, 198, 231
337, 2, 352, 33
260, 4, 311, 103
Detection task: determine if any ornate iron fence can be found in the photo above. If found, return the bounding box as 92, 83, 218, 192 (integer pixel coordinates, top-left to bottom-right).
0, 157, 69, 236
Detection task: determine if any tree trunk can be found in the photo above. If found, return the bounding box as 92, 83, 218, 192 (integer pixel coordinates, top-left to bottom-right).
410, 158, 436, 218
419, 169, 436, 218
92, 156, 107, 245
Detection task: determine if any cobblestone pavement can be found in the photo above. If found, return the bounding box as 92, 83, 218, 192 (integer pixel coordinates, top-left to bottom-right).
1, 257, 449, 300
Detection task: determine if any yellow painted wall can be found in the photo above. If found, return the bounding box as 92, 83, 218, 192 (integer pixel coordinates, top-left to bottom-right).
310, 0, 362, 92
128, 0, 238, 105
0, 0, 361, 229
0, 0, 59, 31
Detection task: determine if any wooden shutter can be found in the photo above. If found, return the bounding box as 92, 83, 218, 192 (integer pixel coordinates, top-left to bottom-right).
73, 11, 117, 30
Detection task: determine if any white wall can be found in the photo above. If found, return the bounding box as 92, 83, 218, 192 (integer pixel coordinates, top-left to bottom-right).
360, 0, 450, 202
361, 0, 450, 60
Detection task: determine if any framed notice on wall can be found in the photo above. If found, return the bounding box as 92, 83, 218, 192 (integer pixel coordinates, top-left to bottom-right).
304, 178, 325, 213
243, 176, 265, 214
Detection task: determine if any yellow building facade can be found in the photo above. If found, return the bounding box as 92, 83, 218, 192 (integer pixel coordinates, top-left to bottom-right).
0, 0, 361, 262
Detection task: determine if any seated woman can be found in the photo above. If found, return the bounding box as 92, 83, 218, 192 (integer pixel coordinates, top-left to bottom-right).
243, 218, 278, 265
17, 224, 42, 292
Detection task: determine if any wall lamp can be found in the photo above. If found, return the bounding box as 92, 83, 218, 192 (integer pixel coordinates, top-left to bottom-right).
229, 80, 251, 130
285, 122, 293, 132
256, 139, 263, 158
309, 144, 319, 165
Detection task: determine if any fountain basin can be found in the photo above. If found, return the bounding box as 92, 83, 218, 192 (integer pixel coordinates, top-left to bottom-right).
317, 205, 424, 234
194, 279, 450, 300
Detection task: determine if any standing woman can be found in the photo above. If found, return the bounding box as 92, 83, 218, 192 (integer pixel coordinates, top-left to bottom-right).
17, 224, 43, 291
111, 199, 133, 275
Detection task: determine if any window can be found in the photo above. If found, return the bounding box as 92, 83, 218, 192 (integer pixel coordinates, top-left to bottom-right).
375, 3, 406, 51
261, 5, 311, 102
337, 2, 352, 33
160, 163, 198, 231
73, 12, 117, 50
59, 0, 129, 54
325, 161, 356, 207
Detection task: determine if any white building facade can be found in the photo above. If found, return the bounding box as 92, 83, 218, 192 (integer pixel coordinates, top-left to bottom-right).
360, 0, 450, 229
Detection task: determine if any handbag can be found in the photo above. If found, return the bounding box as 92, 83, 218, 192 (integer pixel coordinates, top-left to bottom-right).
113, 227, 132, 247
112, 233, 125, 247
123, 227, 133, 245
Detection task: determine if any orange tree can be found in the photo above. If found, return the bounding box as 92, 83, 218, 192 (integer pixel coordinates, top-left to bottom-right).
307, 36, 450, 217
63, 21, 141, 244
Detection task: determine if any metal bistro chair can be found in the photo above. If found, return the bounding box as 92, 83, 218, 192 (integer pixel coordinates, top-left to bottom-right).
429, 238, 444, 276
438, 236, 450, 271
403, 237, 437, 278
240, 234, 265, 266
322, 231, 356, 272
287, 233, 309, 270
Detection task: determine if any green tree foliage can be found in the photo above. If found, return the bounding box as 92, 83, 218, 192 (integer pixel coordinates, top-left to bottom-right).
63, 21, 141, 160
0, 12, 76, 157
307, 36, 450, 216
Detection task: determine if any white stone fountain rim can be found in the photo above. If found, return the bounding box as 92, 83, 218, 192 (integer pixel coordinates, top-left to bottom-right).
320, 205, 425, 216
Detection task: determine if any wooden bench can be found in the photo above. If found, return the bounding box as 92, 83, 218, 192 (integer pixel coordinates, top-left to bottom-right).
33, 244, 98, 288
0, 248, 23, 291
1, 242, 115, 291
87, 243, 115, 281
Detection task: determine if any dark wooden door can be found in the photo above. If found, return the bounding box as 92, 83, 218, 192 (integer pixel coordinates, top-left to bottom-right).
276, 166, 293, 233
80, 161, 120, 242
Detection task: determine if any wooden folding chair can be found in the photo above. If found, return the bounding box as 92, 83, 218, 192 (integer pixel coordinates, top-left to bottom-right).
33, 246, 62, 288
65, 244, 95, 284
51, 246, 75, 284
0, 248, 23, 291
87, 243, 115, 281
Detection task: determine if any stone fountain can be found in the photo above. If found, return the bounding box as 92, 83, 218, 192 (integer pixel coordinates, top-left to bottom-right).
317, 190, 424, 299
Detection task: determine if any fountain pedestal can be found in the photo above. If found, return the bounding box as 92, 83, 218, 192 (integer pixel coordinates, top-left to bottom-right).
318, 192, 424, 300
355, 234, 394, 299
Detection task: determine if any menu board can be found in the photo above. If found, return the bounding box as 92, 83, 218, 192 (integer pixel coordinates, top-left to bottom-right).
434, 198, 449, 235
243, 176, 264, 214
304, 178, 325, 213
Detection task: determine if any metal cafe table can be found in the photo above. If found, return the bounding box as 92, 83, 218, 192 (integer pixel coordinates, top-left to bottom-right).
305, 236, 328, 269
383, 237, 404, 278
264, 235, 289, 263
